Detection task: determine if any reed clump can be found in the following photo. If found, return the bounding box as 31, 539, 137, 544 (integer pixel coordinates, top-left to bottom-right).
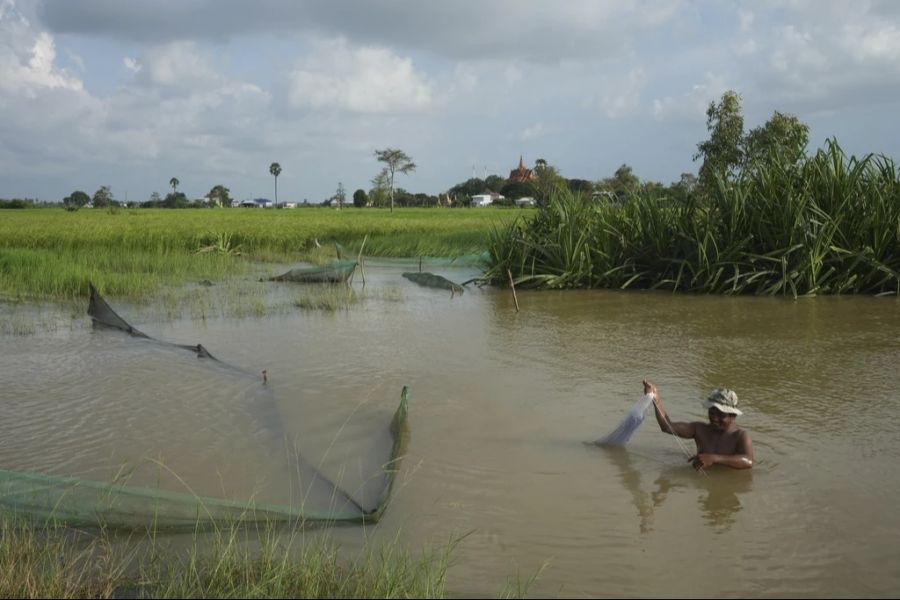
295, 284, 362, 312
486, 140, 900, 296
0, 518, 482, 598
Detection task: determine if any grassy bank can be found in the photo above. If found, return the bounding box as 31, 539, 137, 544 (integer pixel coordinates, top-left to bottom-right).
0, 208, 521, 300
0, 519, 523, 598
486, 140, 900, 296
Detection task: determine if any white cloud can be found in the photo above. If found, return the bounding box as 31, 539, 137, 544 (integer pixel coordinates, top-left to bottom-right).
0, 27, 84, 95
287, 39, 433, 114
123, 56, 140, 72
844, 23, 900, 62
599, 67, 647, 119
652, 72, 730, 121
518, 122, 546, 142
738, 8, 754, 32
133, 42, 220, 90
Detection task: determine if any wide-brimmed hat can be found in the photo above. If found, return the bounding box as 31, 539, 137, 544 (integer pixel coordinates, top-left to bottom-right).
702, 388, 742, 415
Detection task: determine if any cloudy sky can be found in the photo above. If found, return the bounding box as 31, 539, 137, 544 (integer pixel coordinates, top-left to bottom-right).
2, 0, 900, 203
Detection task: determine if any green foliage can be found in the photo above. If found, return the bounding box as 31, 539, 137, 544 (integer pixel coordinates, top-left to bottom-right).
163, 191, 189, 208
484, 174, 506, 191
92, 185, 115, 208
207, 184, 232, 207
374, 148, 416, 212
744, 110, 810, 169
695, 90, 745, 192
269, 162, 282, 207
694, 92, 812, 196
169, 177, 180, 193
62, 190, 90, 211
352, 188, 368, 208
0, 519, 482, 599
450, 177, 487, 197
597, 164, 640, 196
195, 231, 243, 256
0, 198, 35, 209
369, 169, 391, 207
499, 181, 537, 200
566, 178, 594, 194
531, 159, 566, 203
487, 140, 900, 296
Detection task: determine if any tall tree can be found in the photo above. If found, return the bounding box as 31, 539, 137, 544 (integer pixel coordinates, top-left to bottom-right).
374, 148, 416, 212
600, 164, 640, 195
92, 185, 115, 208
335, 181, 346, 210
369, 168, 391, 207
532, 158, 566, 204
268, 162, 282, 207
352, 188, 368, 208
207, 184, 232, 207
449, 177, 487, 197
744, 110, 810, 168
484, 174, 506, 192
62, 190, 90, 211
694, 90, 745, 192
169, 177, 180, 193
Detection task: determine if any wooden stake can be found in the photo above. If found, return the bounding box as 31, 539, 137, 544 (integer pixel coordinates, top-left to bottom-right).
357, 234, 368, 287
507, 269, 520, 313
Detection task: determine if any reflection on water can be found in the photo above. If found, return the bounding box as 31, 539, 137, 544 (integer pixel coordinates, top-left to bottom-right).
1, 265, 899, 597
600, 446, 753, 534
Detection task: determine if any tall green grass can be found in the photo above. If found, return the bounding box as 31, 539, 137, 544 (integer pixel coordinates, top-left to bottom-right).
0, 519, 502, 598
0, 208, 518, 300
486, 140, 900, 296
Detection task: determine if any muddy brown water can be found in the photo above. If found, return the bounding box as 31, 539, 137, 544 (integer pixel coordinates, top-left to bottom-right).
1, 263, 899, 597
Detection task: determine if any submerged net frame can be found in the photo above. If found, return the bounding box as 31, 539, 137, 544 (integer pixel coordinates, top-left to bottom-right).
334, 242, 489, 269
0, 284, 409, 531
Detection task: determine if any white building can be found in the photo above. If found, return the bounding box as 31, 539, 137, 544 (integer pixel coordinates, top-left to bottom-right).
471, 192, 504, 207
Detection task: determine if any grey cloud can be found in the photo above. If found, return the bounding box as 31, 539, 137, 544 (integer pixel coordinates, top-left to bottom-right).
37, 0, 673, 63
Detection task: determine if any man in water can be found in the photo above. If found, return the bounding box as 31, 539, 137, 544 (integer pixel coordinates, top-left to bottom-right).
643, 380, 754, 470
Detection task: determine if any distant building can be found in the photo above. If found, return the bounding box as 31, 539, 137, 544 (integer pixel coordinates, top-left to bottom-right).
514, 197, 537, 207
471, 191, 505, 207
508, 156, 535, 182
282, 201, 297, 209
238, 198, 273, 208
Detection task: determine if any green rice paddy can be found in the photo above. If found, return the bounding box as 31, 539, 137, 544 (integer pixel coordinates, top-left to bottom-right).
0, 207, 520, 301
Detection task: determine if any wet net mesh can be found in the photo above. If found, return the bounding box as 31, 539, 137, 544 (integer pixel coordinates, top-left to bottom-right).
592, 393, 655, 446
0, 284, 409, 531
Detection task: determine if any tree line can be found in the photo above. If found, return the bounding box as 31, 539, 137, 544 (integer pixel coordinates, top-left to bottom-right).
29, 89, 818, 211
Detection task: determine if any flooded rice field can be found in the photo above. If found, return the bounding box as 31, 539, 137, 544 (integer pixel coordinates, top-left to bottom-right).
1, 262, 899, 597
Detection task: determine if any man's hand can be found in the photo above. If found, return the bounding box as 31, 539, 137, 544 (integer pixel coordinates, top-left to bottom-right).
689, 453, 716, 470
643, 379, 657, 397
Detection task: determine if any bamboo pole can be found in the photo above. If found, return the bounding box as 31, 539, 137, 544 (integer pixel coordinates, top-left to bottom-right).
507, 269, 520, 313
357, 234, 368, 287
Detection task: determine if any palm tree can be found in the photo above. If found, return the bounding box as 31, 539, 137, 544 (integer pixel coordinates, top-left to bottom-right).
269, 162, 282, 207
169, 177, 180, 193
